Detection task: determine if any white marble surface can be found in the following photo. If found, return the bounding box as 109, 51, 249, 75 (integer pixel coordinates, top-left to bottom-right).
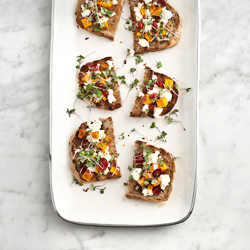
0, 0, 250, 249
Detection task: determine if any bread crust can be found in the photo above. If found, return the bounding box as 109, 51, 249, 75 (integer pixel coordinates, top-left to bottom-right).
78, 56, 122, 111
130, 67, 178, 118
70, 117, 121, 184
129, 0, 182, 54
125, 140, 175, 202
76, 0, 125, 41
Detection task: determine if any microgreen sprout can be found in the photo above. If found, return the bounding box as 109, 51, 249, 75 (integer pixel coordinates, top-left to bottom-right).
166, 109, 186, 131
73, 177, 83, 186
91, 183, 107, 194
156, 61, 162, 69
66, 108, 76, 117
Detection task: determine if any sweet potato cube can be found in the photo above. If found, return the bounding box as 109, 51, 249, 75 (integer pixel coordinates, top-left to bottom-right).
153, 7, 162, 16
153, 178, 161, 186
136, 32, 142, 37
96, 166, 104, 174
80, 73, 90, 83
142, 94, 153, 105
103, 1, 112, 9
91, 131, 99, 139
100, 21, 109, 30
139, 177, 146, 187
102, 96, 107, 101
81, 18, 92, 28
140, 8, 146, 17
97, 142, 108, 151
157, 30, 166, 37
156, 97, 168, 108
145, 32, 153, 42
158, 162, 168, 171
147, 185, 153, 191
100, 78, 106, 84
110, 167, 119, 175
97, 0, 103, 5
93, 97, 100, 103
165, 79, 174, 89
149, 166, 154, 173
78, 129, 87, 139
100, 64, 109, 71
145, 173, 153, 179
82, 170, 94, 181
104, 135, 112, 144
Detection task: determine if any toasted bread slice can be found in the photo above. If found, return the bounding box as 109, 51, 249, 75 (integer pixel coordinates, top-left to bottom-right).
130, 67, 178, 118
129, 0, 182, 54
125, 140, 175, 202
75, 0, 125, 41
70, 117, 121, 184
77, 56, 122, 111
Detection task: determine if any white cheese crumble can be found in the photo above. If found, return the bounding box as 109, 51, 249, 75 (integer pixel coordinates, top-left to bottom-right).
103, 168, 110, 175
130, 48, 135, 56
142, 104, 149, 112
98, 149, 111, 161
160, 174, 170, 190
152, 74, 157, 81
98, 16, 109, 24
115, 158, 121, 167
134, 7, 143, 21
87, 119, 102, 131
107, 60, 114, 69
145, 9, 151, 19
142, 188, 153, 196
154, 107, 163, 119
138, 91, 144, 97
138, 39, 149, 47
113, 0, 118, 4
147, 85, 160, 95
87, 166, 96, 173
160, 90, 172, 102
81, 9, 91, 18
131, 168, 142, 181
142, 19, 152, 32
161, 8, 173, 24
110, 12, 116, 17
143, 0, 152, 4
148, 151, 160, 164
107, 89, 116, 103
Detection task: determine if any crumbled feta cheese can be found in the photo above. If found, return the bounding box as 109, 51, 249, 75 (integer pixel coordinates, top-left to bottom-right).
98, 130, 105, 139
154, 107, 163, 119
87, 134, 99, 143
161, 8, 173, 24
160, 174, 170, 190
81, 9, 91, 18
134, 7, 143, 21
148, 151, 160, 164
138, 91, 144, 97
152, 74, 157, 81
110, 12, 116, 17
98, 149, 111, 161
153, 163, 159, 170
145, 9, 151, 19
138, 39, 149, 47
103, 168, 110, 175
142, 188, 153, 196
107, 60, 114, 70
107, 89, 116, 103
142, 104, 149, 112
87, 119, 102, 131
143, 0, 152, 4
131, 168, 142, 181
113, 0, 118, 4
160, 90, 172, 102
88, 166, 96, 173
138, 2, 143, 8
142, 19, 152, 32
130, 48, 135, 56
147, 86, 160, 95
98, 16, 109, 24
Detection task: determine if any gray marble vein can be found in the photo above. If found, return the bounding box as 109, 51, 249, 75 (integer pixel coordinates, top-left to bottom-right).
0, 0, 250, 249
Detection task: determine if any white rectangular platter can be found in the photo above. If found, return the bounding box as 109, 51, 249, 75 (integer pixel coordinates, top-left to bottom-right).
50, 0, 200, 226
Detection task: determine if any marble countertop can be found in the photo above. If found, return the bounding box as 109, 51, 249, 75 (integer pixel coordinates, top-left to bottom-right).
1, 0, 250, 249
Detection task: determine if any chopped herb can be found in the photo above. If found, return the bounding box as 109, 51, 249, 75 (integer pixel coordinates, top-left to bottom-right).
134, 150, 139, 154
120, 132, 125, 139
130, 68, 136, 73
135, 185, 140, 190
94, 27, 101, 32
150, 122, 155, 128
91, 184, 96, 191
175, 83, 179, 89
100, 187, 106, 194
66, 108, 75, 117
151, 179, 156, 185
144, 181, 150, 185
123, 182, 128, 186
128, 166, 132, 171
129, 175, 134, 180
157, 61, 162, 69
186, 88, 191, 92
171, 109, 179, 115
73, 177, 83, 186
76, 65, 80, 69
166, 116, 173, 124
131, 128, 136, 132
110, 155, 114, 161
